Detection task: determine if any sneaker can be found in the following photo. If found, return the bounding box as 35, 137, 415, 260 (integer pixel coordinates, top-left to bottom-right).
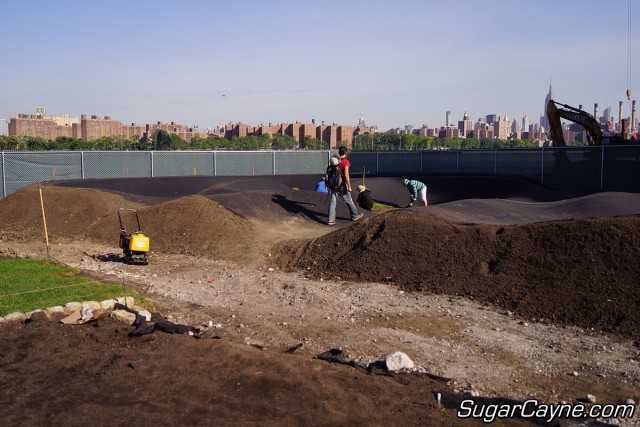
352, 213, 364, 221
327, 221, 336, 226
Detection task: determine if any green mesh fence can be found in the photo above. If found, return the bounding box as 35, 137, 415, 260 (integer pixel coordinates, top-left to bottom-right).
3, 152, 82, 195
2, 147, 640, 197
152, 152, 214, 177
83, 151, 152, 178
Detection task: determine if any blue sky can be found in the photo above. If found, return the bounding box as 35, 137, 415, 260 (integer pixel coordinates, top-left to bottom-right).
1, 0, 638, 131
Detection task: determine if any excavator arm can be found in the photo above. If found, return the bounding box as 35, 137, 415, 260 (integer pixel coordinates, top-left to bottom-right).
546, 100, 603, 147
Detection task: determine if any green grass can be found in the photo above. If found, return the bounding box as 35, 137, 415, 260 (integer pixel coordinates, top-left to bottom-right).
0, 258, 146, 317
371, 201, 396, 213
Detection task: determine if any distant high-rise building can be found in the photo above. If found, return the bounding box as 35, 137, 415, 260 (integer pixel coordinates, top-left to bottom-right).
522, 115, 529, 133
445, 111, 452, 127
458, 111, 474, 137
511, 117, 520, 134
0, 118, 8, 136
494, 115, 510, 139
601, 106, 612, 123
541, 85, 553, 130
486, 114, 497, 125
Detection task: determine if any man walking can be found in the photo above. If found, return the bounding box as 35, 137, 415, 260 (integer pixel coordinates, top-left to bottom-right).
327, 146, 363, 225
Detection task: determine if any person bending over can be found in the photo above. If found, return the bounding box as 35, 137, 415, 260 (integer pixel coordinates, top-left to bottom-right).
402, 178, 428, 207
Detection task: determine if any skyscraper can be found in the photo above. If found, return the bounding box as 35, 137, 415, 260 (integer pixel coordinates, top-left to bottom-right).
458, 111, 474, 137
541, 85, 553, 131
511, 117, 520, 134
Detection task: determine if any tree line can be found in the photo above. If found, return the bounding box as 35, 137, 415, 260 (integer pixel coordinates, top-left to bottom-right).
352, 132, 539, 150
0, 130, 538, 151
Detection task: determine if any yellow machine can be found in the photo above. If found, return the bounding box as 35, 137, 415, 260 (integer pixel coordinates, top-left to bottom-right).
547, 100, 637, 147
118, 208, 149, 265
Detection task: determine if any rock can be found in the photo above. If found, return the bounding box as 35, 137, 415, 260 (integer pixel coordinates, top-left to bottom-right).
46, 306, 65, 316
28, 310, 48, 321
110, 309, 137, 325
3, 312, 27, 323
64, 302, 82, 314
100, 299, 116, 311
586, 394, 596, 403
385, 351, 415, 372
116, 296, 135, 307
137, 309, 152, 321
82, 301, 102, 312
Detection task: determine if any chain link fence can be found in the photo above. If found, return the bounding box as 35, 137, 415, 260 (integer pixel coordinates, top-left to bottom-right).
2, 147, 639, 198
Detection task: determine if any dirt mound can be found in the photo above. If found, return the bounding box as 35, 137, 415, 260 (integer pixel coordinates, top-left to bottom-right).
4, 183, 640, 338
0, 185, 143, 243
140, 195, 260, 262
0, 185, 262, 263
275, 210, 640, 339
0, 315, 464, 427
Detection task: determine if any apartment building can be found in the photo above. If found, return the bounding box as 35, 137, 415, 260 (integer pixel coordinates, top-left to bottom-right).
9, 110, 208, 143
79, 114, 123, 141
9, 114, 62, 140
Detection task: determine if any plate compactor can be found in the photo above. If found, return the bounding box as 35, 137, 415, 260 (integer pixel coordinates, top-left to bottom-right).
118, 208, 150, 265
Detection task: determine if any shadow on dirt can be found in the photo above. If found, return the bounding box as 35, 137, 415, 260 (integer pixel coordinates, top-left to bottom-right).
90, 253, 123, 263
271, 194, 325, 224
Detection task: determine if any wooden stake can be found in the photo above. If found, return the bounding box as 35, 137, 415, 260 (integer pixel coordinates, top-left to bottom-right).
39, 187, 50, 256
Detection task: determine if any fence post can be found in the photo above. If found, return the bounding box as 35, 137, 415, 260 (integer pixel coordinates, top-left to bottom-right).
150, 151, 154, 177
81, 151, 85, 179
540, 147, 545, 185
1, 152, 5, 198
213, 151, 217, 176
272, 151, 276, 175
600, 145, 605, 190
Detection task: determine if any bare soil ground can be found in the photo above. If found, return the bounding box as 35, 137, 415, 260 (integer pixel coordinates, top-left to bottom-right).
1, 176, 639, 427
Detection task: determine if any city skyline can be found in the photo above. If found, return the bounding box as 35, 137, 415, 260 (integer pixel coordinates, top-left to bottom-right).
1, 0, 638, 131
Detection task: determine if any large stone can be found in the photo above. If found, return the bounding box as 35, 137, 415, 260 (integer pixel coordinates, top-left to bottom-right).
27, 310, 48, 322
116, 296, 135, 307
3, 312, 27, 323
64, 302, 82, 314
100, 299, 116, 311
385, 351, 415, 372
46, 306, 65, 316
82, 301, 102, 312
110, 309, 136, 325
137, 309, 152, 321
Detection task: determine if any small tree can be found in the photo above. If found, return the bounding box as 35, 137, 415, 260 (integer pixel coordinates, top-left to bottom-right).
152, 129, 172, 150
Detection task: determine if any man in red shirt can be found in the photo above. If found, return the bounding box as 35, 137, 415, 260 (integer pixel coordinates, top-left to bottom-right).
327, 146, 363, 225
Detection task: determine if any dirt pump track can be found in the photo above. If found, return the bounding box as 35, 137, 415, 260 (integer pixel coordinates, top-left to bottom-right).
1, 173, 640, 426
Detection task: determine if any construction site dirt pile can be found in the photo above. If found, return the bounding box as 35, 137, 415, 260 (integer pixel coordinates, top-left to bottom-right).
275, 209, 640, 340
3, 184, 640, 340
2, 180, 640, 426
